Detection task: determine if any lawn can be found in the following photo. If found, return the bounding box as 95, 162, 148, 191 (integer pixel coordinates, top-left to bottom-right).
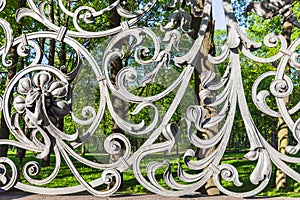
4, 150, 300, 197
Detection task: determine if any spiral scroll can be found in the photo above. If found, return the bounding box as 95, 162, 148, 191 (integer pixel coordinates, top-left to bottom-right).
0, 0, 299, 198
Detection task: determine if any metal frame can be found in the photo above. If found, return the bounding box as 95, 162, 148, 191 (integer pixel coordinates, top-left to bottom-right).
0, 0, 299, 197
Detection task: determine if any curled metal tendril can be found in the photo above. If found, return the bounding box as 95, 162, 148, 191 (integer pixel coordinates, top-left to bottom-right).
0, 0, 300, 198
0, 158, 18, 192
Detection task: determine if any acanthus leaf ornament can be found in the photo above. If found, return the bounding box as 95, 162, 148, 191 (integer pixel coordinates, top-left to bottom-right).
0, 0, 300, 198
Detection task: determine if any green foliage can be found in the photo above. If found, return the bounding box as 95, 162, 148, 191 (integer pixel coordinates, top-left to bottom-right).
7, 150, 300, 196
2, 0, 300, 196
221, 152, 300, 197
212, 1, 300, 195
212, 1, 300, 151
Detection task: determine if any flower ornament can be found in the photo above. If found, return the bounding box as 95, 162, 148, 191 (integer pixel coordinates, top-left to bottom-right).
13, 71, 70, 128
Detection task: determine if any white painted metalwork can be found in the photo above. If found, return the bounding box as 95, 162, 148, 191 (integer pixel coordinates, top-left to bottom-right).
0, 0, 299, 197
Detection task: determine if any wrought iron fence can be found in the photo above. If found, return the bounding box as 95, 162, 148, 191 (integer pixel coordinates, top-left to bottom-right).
0, 0, 299, 198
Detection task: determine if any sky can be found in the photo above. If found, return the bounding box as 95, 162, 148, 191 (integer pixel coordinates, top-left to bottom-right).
213, 0, 227, 30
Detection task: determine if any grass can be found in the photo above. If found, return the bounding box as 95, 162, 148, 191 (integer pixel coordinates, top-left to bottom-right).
4, 150, 300, 197
221, 152, 300, 197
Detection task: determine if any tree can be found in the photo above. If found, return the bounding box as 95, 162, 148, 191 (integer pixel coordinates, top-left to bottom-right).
275, 19, 293, 190
0, 0, 26, 157
107, 0, 125, 189
191, 0, 220, 195
244, 0, 300, 191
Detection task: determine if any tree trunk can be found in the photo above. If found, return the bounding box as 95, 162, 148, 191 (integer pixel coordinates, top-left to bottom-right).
275, 20, 292, 190
191, 0, 220, 195
0, 45, 18, 157
276, 117, 288, 189
42, 0, 56, 167
48, 0, 55, 67
108, 0, 124, 190
16, 124, 28, 164
16, 37, 27, 163
0, 0, 26, 157
0, 0, 28, 155
199, 19, 220, 196
59, 0, 70, 67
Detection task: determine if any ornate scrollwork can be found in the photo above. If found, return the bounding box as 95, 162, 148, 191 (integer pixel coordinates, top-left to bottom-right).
0, 157, 18, 192
0, 0, 299, 198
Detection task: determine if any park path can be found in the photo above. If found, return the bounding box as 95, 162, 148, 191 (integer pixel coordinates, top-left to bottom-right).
0, 191, 297, 200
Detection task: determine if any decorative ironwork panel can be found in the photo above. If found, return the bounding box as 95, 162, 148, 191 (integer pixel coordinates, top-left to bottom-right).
0, 0, 299, 197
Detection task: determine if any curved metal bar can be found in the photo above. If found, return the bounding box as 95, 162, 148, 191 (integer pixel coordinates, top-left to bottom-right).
0, 0, 299, 198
